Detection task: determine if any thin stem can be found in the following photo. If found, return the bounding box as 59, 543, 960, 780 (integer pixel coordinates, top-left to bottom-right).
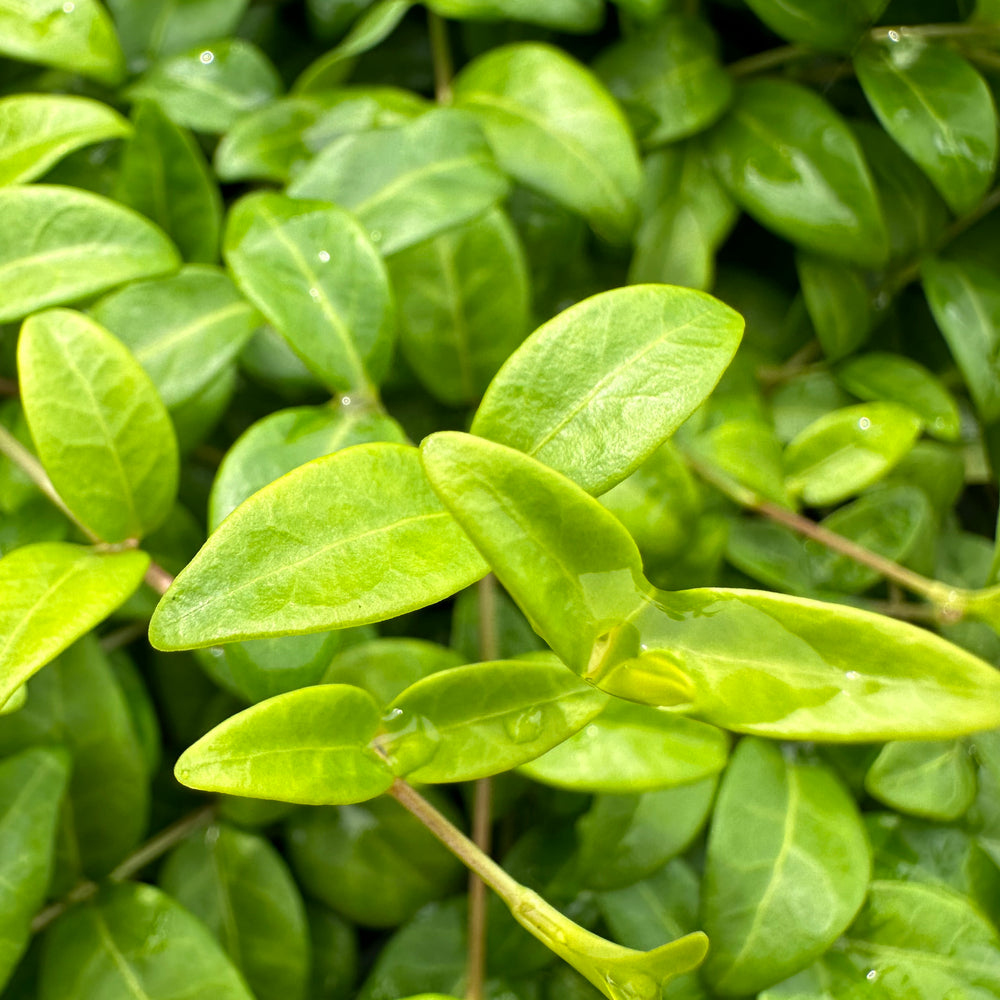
870, 22, 1000, 41
144, 561, 175, 596
428, 10, 453, 104
99, 621, 148, 654
31, 805, 216, 933
0, 377, 18, 397
728, 43, 809, 78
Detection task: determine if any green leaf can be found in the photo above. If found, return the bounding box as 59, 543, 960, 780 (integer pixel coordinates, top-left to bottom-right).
0, 636, 150, 885
784, 402, 922, 506
377, 658, 608, 782
743, 0, 887, 52
91, 266, 258, 412
865, 740, 977, 821
0, 748, 70, 992
592, 15, 731, 148
577, 781, 716, 891
387, 208, 530, 406
224, 192, 396, 393
922, 255, 1000, 423
518, 699, 727, 792
427, 0, 600, 30
175, 684, 394, 804
420, 432, 651, 674
707, 79, 888, 267
0, 0, 125, 84
0, 543, 148, 708
19, 308, 179, 542
150, 443, 486, 649
126, 39, 282, 134
0, 95, 130, 186
837, 352, 961, 442
105, 0, 250, 61
0, 185, 180, 323
288, 108, 509, 256
38, 882, 254, 1000
113, 101, 222, 264
286, 793, 464, 928
209, 404, 407, 530
470, 286, 744, 495
796, 253, 873, 362
214, 90, 427, 184
701, 739, 870, 996
452, 43, 642, 242
307, 902, 358, 1000
855, 38, 998, 215
160, 823, 310, 1000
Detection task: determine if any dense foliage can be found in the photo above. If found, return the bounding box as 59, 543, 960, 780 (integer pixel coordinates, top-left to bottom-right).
2, 0, 1000, 998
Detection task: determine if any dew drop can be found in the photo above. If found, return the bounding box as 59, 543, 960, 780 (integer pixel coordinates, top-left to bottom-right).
639, 643, 648, 651
62, 1, 74, 11
858, 416, 871, 430
380, 710, 440, 774
318, 250, 330, 262
205, 825, 220, 845
341, 395, 352, 406
370, 230, 382, 243
383, 707, 403, 722
866, 969, 879, 982
845, 670, 861, 681
309, 287, 321, 301
503, 707, 545, 745
200, 50, 215, 64
887, 29, 899, 41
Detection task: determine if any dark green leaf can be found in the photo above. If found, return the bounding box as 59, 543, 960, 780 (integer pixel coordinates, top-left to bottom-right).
707, 79, 888, 267
471, 286, 744, 495
106, 0, 250, 62
150, 443, 486, 649
796, 253, 873, 362
19, 308, 179, 542
865, 740, 976, 821
224, 192, 396, 393
744, 0, 886, 52
702, 739, 870, 996
288, 108, 509, 256
38, 883, 254, 1000
427, 0, 601, 31
0, 185, 180, 323
175, 684, 395, 804
308, 902, 358, 1000
452, 43, 643, 242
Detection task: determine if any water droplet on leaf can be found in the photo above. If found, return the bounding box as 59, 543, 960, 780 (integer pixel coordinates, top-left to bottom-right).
309, 287, 321, 301
858, 416, 871, 430
379, 710, 440, 775
503, 707, 545, 744
199, 50, 215, 64
317, 249, 330, 262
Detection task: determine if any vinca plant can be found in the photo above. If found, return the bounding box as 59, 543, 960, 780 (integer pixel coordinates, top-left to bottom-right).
4, 0, 1000, 998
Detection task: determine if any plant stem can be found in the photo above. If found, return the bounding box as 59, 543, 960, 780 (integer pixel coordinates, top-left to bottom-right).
870, 22, 1000, 41
0, 377, 18, 397
428, 9, 453, 104
31, 804, 216, 933
99, 621, 149, 654
728, 44, 809, 77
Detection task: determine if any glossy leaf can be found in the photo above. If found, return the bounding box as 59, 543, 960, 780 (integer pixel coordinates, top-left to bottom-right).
519, 699, 727, 792
209, 404, 407, 530
0, 0, 125, 84
707, 79, 888, 267
0, 636, 150, 885
702, 739, 870, 996
160, 823, 310, 1000
0, 748, 70, 992
744, 0, 886, 52
856, 38, 998, 215
0, 185, 180, 323
286, 793, 464, 928
176, 684, 394, 804
387, 209, 530, 406
837, 352, 961, 442
113, 101, 222, 264
288, 108, 508, 256
19, 309, 179, 542
421, 431, 651, 673
0, 543, 148, 708
106, 0, 250, 61
214, 90, 427, 184
452, 43, 642, 243
224, 192, 396, 393
593, 15, 731, 148
923, 256, 1000, 422
38, 882, 254, 1000
126, 39, 282, 134
377, 658, 608, 782
91, 266, 258, 411
865, 740, 976, 821
470, 286, 744, 495
784, 402, 922, 506
0, 95, 130, 186
796, 253, 872, 362
150, 444, 487, 649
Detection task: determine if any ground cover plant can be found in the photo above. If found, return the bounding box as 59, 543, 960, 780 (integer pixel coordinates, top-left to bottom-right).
3, 0, 1000, 997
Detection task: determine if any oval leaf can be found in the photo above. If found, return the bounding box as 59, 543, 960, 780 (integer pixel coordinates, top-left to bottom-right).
743, 0, 887, 52
0, 185, 180, 323
702, 739, 870, 996
150, 443, 486, 649
796, 252, 873, 362
453, 43, 642, 243
865, 740, 977, 821
707, 79, 888, 267
0, 543, 149, 708
19, 309, 180, 542
471, 285, 744, 495
224, 191, 395, 393
175, 684, 394, 804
